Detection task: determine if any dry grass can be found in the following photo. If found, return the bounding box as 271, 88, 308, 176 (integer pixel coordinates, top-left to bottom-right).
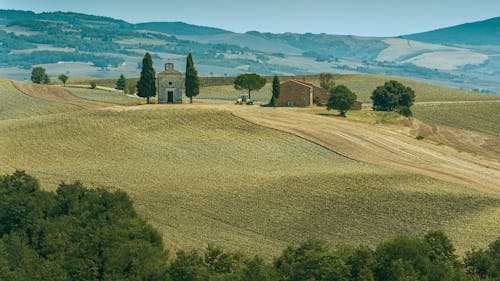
413, 101, 500, 136
65, 87, 144, 106
197, 74, 500, 104
321, 74, 500, 103
198, 84, 274, 103
0, 79, 80, 120
0, 106, 498, 258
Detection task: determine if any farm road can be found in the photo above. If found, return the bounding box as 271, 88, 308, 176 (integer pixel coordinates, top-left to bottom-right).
11, 79, 498, 195
12, 81, 112, 109
228, 106, 500, 194
104, 102, 500, 194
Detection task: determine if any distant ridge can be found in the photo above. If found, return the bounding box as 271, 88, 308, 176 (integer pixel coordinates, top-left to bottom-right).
402, 17, 500, 45
135, 22, 232, 36
0, 9, 498, 92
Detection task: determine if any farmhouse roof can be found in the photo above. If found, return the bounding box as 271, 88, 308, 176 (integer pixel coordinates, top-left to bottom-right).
291, 79, 315, 87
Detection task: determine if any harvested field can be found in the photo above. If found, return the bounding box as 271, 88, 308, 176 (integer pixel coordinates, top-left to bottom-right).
1, 78, 498, 258
413, 100, 500, 136
65, 87, 144, 106
0, 79, 80, 120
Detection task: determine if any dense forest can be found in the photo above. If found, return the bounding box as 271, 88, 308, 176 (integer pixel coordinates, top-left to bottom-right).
0, 171, 498, 281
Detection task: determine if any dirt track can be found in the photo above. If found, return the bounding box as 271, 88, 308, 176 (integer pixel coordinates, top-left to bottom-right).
229, 106, 500, 194
11, 81, 499, 194
105, 102, 500, 194
12, 81, 111, 109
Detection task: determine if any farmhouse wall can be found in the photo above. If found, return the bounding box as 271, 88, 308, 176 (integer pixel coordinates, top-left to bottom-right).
276, 80, 313, 107
312, 86, 329, 105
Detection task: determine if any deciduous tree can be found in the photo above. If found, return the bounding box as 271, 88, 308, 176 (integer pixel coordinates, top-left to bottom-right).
58, 74, 68, 87
234, 73, 266, 100
31, 67, 49, 84
319, 72, 335, 91
371, 80, 415, 112
327, 85, 357, 117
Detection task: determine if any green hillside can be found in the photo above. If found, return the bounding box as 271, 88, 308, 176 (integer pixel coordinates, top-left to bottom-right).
403, 17, 500, 45
136, 21, 232, 35
1, 9, 498, 93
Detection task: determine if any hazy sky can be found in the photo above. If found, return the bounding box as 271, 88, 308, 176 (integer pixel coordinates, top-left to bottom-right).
1, 0, 498, 36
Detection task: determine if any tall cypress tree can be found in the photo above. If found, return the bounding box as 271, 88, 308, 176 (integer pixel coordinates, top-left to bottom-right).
137, 53, 156, 104
271, 75, 280, 106
185, 53, 200, 104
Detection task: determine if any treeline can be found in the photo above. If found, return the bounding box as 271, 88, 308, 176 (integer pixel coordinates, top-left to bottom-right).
1, 171, 498, 281
0, 51, 124, 69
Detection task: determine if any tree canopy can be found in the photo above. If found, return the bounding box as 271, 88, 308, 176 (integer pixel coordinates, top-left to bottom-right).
58, 73, 68, 86
234, 73, 266, 100
327, 85, 357, 116
185, 53, 200, 103
31, 66, 49, 84
319, 72, 335, 91
116, 74, 126, 91
1, 171, 498, 281
136, 52, 156, 103
0, 171, 168, 280
371, 80, 415, 112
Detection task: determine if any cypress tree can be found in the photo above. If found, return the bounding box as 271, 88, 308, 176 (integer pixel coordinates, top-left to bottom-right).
137, 53, 156, 104
116, 74, 126, 91
185, 53, 200, 104
271, 75, 280, 106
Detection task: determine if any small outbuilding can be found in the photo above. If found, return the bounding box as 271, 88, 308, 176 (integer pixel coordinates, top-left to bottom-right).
157, 63, 183, 104
275, 79, 329, 107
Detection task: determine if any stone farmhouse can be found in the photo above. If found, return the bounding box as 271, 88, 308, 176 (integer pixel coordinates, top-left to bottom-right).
275, 79, 329, 107
157, 63, 183, 104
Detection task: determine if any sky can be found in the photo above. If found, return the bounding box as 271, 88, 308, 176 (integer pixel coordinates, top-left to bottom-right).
1, 0, 499, 36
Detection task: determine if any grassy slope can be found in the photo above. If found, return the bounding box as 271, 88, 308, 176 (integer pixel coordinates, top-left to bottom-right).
198, 74, 500, 103
0, 107, 498, 257
327, 74, 500, 102
65, 87, 144, 106
199, 75, 500, 136
413, 102, 500, 137
0, 79, 80, 120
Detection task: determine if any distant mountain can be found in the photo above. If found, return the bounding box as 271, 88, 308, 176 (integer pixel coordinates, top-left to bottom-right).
0, 9, 498, 93
0, 9, 133, 29
403, 17, 500, 45
136, 22, 232, 36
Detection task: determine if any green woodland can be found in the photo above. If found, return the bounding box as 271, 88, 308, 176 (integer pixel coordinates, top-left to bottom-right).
0, 171, 498, 281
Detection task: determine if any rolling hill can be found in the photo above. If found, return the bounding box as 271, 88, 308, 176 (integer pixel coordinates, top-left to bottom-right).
403, 17, 500, 46
0, 9, 499, 93
0, 77, 499, 257
136, 21, 232, 35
